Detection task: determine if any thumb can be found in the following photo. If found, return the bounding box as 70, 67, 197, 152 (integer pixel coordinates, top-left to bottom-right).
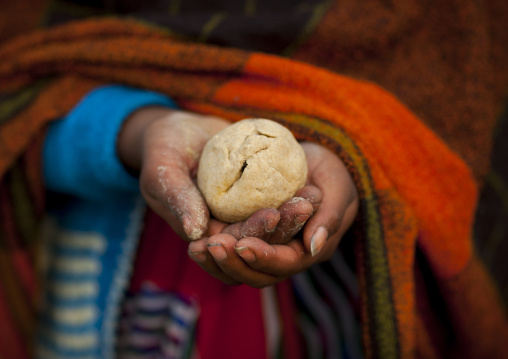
303, 199, 357, 257
299, 143, 359, 257
140, 159, 210, 241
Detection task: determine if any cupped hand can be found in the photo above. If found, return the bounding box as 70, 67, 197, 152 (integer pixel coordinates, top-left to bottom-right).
117, 107, 230, 240
188, 142, 359, 287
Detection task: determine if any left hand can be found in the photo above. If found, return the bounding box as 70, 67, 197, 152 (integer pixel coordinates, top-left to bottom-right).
188, 142, 359, 287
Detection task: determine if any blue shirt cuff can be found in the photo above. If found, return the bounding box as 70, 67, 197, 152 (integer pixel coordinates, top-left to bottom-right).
43, 85, 178, 201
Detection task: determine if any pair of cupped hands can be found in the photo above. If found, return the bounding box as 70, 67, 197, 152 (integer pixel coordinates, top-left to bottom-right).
117, 107, 359, 288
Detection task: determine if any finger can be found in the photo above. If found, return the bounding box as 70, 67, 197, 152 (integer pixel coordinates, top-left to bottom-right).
221, 222, 242, 239
303, 187, 359, 257
234, 237, 309, 277
302, 159, 358, 257
267, 198, 313, 245
294, 185, 323, 213
205, 234, 280, 288
141, 158, 209, 241
187, 237, 210, 263
241, 208, 280, 239
188, 237, 241, 286
237, 208, 280, 239
222, 208, 280, 240
301, 189, 346, 258
205, 219, 228, 237
266, 186, 322, 245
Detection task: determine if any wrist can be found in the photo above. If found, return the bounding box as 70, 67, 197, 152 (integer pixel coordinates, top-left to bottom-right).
117, 106, 176, 173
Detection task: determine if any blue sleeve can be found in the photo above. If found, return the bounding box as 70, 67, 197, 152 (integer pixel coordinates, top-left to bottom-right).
43, 85, 178, 201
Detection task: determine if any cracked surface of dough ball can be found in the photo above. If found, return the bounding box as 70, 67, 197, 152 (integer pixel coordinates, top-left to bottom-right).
197, 118, 308, 223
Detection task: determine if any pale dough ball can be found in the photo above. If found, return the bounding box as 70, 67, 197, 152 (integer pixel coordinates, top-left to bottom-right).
197, 118, 308, 223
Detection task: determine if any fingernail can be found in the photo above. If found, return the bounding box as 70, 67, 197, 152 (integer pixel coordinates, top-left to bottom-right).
207, 243, 227, 262
235, 246, 255, 263
189, 251, 207, 263
183, 213, 204, 241
293, 214, 309, 233
264, 218, 278, 233
311, 226, 328, 257
295, 214, 309, 225
182, 213, 192, 234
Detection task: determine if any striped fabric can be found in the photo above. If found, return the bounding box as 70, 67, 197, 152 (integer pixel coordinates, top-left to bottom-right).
293, 251, 363, 359
118, 283, 199, 359
35, 199, 145, 359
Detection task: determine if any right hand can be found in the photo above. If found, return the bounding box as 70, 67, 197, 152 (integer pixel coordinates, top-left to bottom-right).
117, 107, 231, 240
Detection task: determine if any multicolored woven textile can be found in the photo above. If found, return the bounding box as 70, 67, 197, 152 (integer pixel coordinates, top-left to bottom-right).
1, 1, 507, 358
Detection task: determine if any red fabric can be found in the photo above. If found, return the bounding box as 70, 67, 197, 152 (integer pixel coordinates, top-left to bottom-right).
130, 209, 299, 359
0, 285, 30, 359
276, 280, 305, 359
